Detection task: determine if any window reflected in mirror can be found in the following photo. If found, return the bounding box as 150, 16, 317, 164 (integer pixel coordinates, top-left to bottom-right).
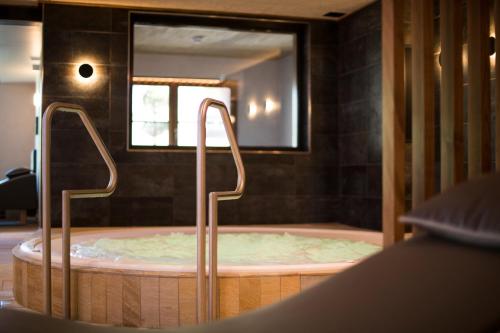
129, 14, 308, 151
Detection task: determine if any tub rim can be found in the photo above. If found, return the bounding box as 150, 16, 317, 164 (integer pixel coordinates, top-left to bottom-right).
12, 226, 382, 277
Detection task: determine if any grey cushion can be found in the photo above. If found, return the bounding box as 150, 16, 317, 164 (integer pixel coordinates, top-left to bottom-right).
400, 172, 500, 247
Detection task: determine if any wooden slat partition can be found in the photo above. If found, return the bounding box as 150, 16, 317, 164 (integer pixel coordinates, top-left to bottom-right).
382, 0, 406, 246
411, 0, 435, 206
467, 0, 491, 177
440, 0, 464, 189
496, 0, 500, 171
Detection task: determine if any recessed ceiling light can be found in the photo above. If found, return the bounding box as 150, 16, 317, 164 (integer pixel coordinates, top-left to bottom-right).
323, 12, 346, 18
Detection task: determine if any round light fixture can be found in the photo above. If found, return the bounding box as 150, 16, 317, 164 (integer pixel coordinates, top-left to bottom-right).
78, 63, 94, 78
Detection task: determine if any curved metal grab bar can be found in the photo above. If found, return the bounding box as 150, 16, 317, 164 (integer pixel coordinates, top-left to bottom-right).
42, 102, 118, 318
196, 98, 246, 323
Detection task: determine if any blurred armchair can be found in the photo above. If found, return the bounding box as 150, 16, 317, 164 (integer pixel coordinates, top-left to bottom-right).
0, 168, 37, 224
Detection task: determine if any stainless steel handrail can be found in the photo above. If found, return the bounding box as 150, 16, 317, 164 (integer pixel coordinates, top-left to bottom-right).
42, 102, 118, 318
196, 98, 246, 323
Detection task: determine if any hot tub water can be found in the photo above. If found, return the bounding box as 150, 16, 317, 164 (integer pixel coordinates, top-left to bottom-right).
71, 232, 380, 266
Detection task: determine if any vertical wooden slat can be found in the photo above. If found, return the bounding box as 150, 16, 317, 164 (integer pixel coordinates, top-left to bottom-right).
495, 0, 500, 171
77, 272, 91, 322
239, 277, 261, 313
106, 274, 123, 326
411, 0, 435, 206
140, 276, 160, 328
440, 0, 464, 189
91, 273, 107, 324
300, 275, 328, 291
382, 0, 406, 246
51, 268, 63, 318
123, 276, 141, 327
178, 278, 196, 325
219, 277, 239, 320
27, 264, 42, 312
260, 276, 280, 307
13, 258, 28, 306
280, 276, 300, 299
467, 0, 492, 177
159, 277, 179, 328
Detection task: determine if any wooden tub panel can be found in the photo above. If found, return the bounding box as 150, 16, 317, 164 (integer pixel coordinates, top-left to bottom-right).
106, 274, 123, 326
159, 277, 179, 328
14, 259, 339, 328
140, 276, 160, 328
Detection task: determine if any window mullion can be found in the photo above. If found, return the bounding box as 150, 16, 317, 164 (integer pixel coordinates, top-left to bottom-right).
169, 84, 178, 146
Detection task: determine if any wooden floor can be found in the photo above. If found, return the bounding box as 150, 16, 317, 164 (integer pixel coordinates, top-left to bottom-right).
0, 224, 38, 309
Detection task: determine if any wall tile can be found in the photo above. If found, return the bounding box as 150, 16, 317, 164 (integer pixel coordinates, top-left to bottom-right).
44, 5, 112, 32
42, 4, 342, 227
337, 1, 382, 229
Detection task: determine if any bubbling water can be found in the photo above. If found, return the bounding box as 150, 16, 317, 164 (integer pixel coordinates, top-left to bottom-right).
71, 232, 380, 266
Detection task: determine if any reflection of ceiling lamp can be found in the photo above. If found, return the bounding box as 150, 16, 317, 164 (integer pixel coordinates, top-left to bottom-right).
248, 102, 258, 119
192, 35, 205, 44
265, 98, 276, 113
33, 92, 41, 108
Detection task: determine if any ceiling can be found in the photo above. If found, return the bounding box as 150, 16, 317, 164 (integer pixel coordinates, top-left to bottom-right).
135, 25, 295, 58
32, 0, 374, 20
0, 23, 41, 83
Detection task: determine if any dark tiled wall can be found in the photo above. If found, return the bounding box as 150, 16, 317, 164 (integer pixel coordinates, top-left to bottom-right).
42, 5, 340, 227
336, 2, 382, 230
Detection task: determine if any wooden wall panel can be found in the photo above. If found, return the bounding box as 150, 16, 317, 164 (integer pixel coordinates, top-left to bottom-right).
382, 0, 406, 246
440, 0, 464, 189
411, 0, 435, 206
467, 0, 492, 177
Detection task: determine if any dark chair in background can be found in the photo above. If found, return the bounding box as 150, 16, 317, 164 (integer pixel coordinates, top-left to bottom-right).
0, 168, 37, 224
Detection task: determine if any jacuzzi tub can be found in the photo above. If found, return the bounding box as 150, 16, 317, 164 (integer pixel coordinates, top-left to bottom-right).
12, 226, 381, 328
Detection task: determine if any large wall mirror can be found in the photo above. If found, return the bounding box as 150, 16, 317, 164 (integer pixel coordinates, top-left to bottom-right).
129, 13, 309, 152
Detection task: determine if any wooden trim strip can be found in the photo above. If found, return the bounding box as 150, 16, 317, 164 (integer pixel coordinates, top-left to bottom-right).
440, 0, 464, 189
382, 0, 406, 246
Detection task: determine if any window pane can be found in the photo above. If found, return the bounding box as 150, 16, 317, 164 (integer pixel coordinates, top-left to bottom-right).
132, 84, 169, 122
177, 86, 231, 147
131, 121, 169, 146
177, 86, 231, 122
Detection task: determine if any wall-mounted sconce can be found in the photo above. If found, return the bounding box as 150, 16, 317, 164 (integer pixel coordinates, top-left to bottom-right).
489, 36, 496, 56
438, 36, 495, 66
248, 102, 258, 119
79, 63, 94, 78
75, 61, 97, 84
